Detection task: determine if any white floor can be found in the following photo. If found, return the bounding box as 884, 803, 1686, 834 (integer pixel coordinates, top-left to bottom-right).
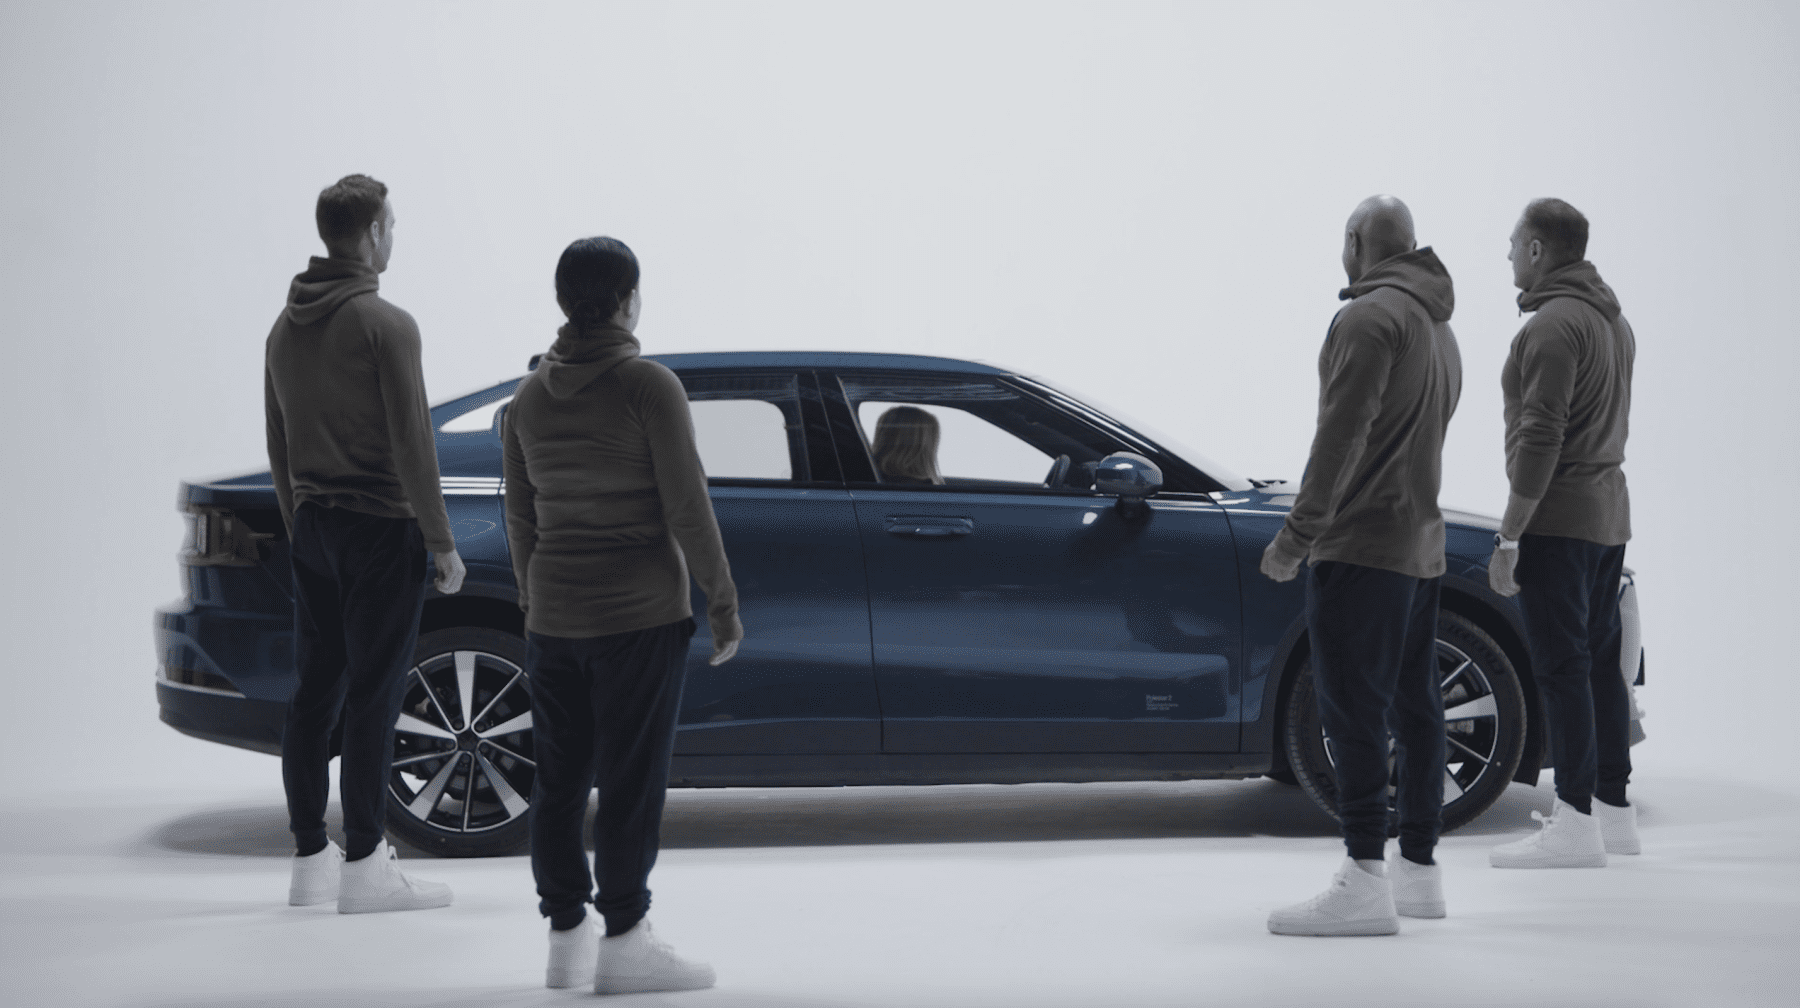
5, 773, 1797, 1008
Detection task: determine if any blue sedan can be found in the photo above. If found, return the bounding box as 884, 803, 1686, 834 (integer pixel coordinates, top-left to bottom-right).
156, 352, 1644, 856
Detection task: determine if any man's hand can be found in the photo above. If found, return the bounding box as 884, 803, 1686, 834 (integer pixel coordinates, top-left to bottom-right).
708, 635, 741, 666
1488, 539, 1521, 597
1260, 531, 1307, 583
433, 550, 466, 594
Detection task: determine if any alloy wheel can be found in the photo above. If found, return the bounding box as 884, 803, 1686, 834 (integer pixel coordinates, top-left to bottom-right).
389, 648, 535, 836
1318, 639, 1505, 809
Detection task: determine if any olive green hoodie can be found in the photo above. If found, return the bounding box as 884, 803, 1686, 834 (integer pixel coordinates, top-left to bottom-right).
1504, 260, 1634, 545
501, 324, 740, 644
263, 257, 454, 552
1277, 247, 1463, 579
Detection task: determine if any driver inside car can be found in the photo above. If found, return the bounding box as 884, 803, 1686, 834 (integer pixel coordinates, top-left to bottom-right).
870, 405, 945, 485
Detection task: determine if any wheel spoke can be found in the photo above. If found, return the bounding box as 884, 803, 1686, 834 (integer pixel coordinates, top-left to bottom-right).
1441, 770, 1466, 803
475, 749, 531, 820
395, 712, 456, 740
479, 710, 533, 739
1444, 694, 1498, 722
392, 750, 448, 769
472, 668, 526, 731
1445, 734, 1491, 764
454, 650, 479, 732
482, 738, 536, 767
413, 667, 457, 734
462, 760, 474, 832
407, 752, 463, 818
1440, 659, 1472, 691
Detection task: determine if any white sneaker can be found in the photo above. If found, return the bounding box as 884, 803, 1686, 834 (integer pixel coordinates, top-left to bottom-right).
546, 917, 601, 989
1267, 858, 1399, 936
1386, 853, 1445, 918
1593, 800, 1641, 855
337, 840, 453, 913
594, 918, 716, 994
288, 841, 343, 906
1489, 799, 1607, 869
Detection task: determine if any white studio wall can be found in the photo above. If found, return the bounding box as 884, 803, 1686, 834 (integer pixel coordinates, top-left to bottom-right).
1, 0, 1797, 798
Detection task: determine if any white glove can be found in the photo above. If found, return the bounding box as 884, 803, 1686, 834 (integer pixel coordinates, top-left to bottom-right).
1259, 529, 1307, 583
432, 550, 466, 594
708, 637, 740, 666
1488, 537, 1520, 597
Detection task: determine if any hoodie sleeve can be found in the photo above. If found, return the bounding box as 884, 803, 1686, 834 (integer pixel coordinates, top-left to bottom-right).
264, 355, 295, 537
1505, 318, 1578, 504
1280, 305, 1395, 552
370, 304, 456, 553
634, 363, 741, 644
500, 397, 536, 614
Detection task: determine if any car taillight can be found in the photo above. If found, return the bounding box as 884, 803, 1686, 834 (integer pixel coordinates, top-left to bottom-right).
182, 506, 272, 567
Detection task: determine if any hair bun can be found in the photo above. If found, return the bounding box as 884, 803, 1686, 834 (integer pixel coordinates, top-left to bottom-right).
570, 293, 620, 329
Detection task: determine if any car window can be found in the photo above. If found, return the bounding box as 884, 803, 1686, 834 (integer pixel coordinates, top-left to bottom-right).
679, 372, 808, 483
438, 395, 513, 433
838, 374, 1124, 491
855, 400, 1050, 486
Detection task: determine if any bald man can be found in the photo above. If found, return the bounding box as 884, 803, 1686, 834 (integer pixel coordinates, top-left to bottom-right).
1260, 196, 1462, 936
1486, 199, 1638, 869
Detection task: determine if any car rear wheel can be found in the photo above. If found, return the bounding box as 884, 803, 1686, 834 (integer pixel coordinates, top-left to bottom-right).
386, 627, 535, 857
1283, 610, 1526, 834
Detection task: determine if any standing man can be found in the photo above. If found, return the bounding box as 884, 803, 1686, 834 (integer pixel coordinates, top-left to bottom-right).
266, 174, 464, 913
1260, 195, 1462, 936
1487, 198, 1639, 868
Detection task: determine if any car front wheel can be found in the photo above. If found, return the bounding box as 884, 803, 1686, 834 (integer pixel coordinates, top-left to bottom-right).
1283, 610, 1526, 834
385, 627, 535, 857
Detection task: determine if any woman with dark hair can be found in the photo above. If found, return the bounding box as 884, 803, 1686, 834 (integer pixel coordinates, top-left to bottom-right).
501, 236, 741, 994
870, 405, 944, 485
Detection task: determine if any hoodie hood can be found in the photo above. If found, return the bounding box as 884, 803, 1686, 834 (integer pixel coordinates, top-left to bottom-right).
1517, 260, 1621, 320
1338, 246, 1455, 322
284, 256, 380, 326
535, 324, 641, 399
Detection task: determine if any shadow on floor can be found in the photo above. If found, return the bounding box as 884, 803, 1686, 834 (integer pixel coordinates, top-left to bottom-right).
125, 774, 1603, 860
142, 987, 862, 1008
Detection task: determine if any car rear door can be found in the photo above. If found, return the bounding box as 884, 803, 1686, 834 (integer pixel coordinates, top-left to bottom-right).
822, 370, 1243, 754
672, 369, 881, 754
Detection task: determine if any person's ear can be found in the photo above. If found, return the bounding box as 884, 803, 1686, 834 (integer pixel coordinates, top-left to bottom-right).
1529, 238, 1541, 265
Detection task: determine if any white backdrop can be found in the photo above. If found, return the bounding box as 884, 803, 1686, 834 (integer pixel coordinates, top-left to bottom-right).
2, 0, 1796, 799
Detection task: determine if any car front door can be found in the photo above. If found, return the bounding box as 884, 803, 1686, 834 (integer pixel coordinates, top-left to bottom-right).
671, 369, 881, 754
823, 370, 1242, 754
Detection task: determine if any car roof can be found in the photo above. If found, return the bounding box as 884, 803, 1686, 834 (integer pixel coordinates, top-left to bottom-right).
643, 351, 1014, 374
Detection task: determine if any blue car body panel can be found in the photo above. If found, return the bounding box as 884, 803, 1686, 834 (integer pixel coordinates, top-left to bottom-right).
851, 487, 1242, 754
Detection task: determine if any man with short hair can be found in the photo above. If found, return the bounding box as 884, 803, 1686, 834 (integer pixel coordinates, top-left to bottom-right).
265, 173, 464, 912
1486, 198, 1640, 868
1261, 195, 1462, 936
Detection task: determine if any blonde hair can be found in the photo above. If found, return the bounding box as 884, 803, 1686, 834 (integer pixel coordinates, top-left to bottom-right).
871, 406, 943, 484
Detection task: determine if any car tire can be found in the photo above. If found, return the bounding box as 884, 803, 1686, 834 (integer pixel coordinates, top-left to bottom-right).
1283, 610, 1526, 834
1263, 767, 1301, 786
386, 627, 535, 857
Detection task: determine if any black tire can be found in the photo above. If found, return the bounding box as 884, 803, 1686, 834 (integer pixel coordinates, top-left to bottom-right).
1264, 767, 1301, 786
386, 627, 535, 857
1283, 610, 1526, 834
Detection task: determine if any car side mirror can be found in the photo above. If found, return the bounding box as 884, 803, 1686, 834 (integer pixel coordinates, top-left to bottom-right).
1095, 451, 1162, 517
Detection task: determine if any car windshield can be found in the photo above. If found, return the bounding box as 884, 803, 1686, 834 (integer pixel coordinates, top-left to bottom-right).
1011, 374, 1252, 492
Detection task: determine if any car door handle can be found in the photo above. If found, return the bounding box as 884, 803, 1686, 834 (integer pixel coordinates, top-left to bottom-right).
884, 516, 974, 537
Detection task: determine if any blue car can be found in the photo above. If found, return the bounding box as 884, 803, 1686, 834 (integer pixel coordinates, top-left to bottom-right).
157, 352, 1645, 857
